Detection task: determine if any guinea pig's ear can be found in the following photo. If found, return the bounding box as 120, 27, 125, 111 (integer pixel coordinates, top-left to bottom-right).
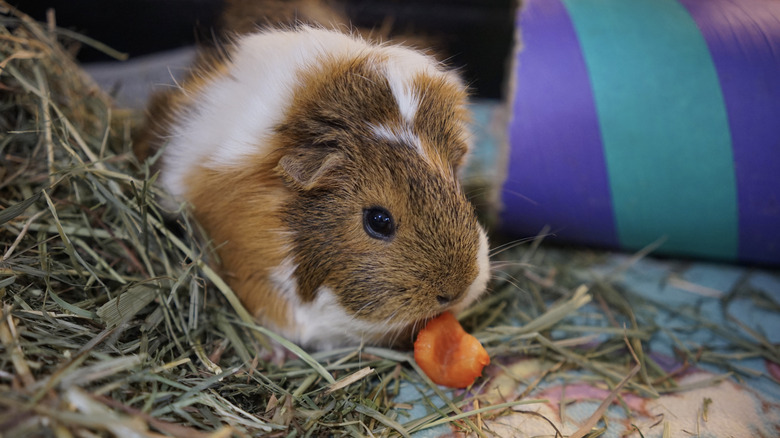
277, 148, 345, 191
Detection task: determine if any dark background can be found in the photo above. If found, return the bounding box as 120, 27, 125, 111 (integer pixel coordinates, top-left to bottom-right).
16, 0, 518, 98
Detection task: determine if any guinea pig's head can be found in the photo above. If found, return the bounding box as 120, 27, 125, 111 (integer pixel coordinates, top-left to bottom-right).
271, 37, 491, 344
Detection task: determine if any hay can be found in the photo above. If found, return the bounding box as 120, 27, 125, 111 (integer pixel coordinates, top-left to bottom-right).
1, 3, 777, 437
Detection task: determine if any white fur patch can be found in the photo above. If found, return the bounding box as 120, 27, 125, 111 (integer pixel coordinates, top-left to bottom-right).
292, 287, 408, 350
268, 256, 299, 304
370, 123, 426, 157
451, 226, 491, 314
380, 45, 437, 125
380, 45, 466, 127
159, 27, 464, 198
267, 258, 408, 349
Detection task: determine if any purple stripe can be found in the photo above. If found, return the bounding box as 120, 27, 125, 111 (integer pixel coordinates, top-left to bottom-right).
501, 0, 617, 247
680, 0, 780, 265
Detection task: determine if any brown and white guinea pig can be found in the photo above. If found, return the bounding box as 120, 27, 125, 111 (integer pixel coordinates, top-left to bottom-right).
139, 25, 490, 350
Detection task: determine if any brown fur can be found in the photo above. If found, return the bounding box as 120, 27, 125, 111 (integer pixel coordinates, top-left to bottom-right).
412, 74, 472, 170
184, 162, 293, 330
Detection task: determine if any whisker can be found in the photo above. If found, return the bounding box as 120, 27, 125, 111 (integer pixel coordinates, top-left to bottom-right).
488, 236, 541, 257
490, 260, 535, 271
409, 320, 420, 345
464, 186, 492, 200
490, 271, 531, 294
384, 310, 406, 346
353, 299, 382, 319
500, 187, 539, 205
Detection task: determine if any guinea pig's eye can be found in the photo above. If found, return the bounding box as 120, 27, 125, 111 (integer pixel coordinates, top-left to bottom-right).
363, 207, 396, 240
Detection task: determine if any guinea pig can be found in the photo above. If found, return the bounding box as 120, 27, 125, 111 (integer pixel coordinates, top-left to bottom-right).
139, 26, 490, 350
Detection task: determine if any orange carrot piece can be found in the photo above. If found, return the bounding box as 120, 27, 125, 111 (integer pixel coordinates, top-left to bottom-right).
414, 311, 490, 388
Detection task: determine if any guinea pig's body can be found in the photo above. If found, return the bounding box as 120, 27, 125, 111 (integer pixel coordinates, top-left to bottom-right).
141, 26, 490, 349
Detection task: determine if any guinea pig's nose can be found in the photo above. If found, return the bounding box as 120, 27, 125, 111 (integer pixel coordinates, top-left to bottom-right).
436, 294, 452, 306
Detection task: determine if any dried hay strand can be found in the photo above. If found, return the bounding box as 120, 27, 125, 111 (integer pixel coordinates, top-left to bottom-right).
2, 3, 779, 437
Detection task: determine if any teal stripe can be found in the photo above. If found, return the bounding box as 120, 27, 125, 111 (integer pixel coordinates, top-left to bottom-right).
562, 0, 738, 260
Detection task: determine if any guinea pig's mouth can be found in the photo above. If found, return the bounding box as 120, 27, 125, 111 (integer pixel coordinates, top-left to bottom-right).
411, 311, 445, 333
365, 313, 438, 346
404, 302, 458, 326
352, 300, 465, 347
